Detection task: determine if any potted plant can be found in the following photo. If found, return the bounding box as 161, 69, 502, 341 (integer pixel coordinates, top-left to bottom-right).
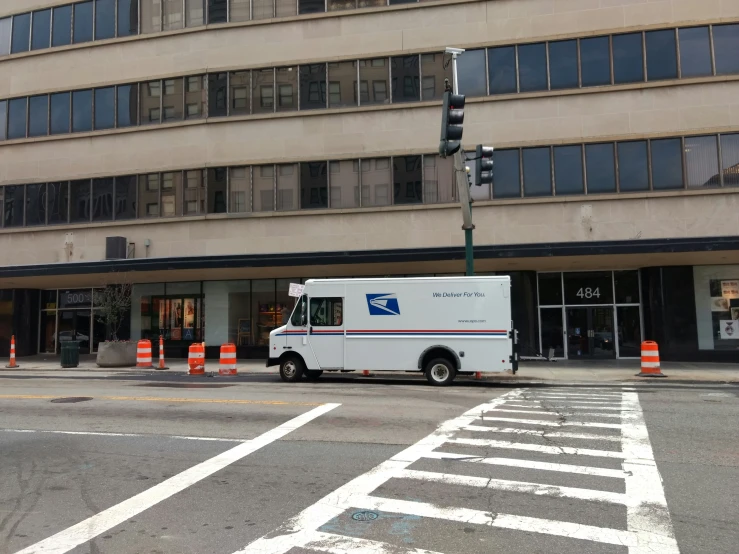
94, 281, 136, 367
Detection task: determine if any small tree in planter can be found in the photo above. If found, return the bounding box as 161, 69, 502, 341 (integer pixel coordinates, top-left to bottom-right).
94, 280, 136, 367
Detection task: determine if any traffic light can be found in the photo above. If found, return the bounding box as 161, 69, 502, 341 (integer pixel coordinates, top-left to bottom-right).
439, 91, 465, 157
474, 145, 494, 186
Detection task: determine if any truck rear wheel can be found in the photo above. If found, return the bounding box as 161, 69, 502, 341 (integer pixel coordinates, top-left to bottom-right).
279, 356, 304, 383
425, 358, 456, 386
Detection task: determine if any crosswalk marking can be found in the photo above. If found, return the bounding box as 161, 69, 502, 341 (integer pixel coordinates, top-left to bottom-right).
236, 387, 680, 554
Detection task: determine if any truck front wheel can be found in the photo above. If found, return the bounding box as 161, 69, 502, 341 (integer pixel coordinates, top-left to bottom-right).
280, 356, 304, 383
425, 358, 456, 386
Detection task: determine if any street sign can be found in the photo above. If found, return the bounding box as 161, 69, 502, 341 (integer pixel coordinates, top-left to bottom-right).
289, 283, 305, 298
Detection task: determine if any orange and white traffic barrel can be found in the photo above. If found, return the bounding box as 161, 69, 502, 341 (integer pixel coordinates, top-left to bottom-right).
636, 340, 666, 377
136, 339, 153, 369
156, 335, 169, 370
219, 343, 237, 376
188, 343, 205, 375
5, 335, 19, 368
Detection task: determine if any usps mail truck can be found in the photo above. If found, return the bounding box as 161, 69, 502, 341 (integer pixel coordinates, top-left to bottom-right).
267, 276, 518, 386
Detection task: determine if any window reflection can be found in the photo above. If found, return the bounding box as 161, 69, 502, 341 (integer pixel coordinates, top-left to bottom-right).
92, 177, 114, 221
72, 90, 93, 132
95, 0, 116, 40
361, 158, 391, 207
518, 43, 547, 92
7, 98, 27, 139
94, 87, 115, 130
523, 147, 552, 196
230, 0, 251, 22
73, 2, 94, 43
28, 95, 49, 137
329, 160, 359, 208
70, 179, 92, 222
678, 27, 712, 78
713, 24, 739, 75
48, 182, 70, 224
0, 18, 11, 56
549, 40, 578, 89
117, 84, 139, 127
422, 155, 455, 203
300, 161, 328, 209
492, 149, 521, 198
114, 176, 137, 220
488, 46, 517, 95
580, 36, 611, 87
207, 168, 228, 213
391, 56, 420, 103
162, 78, 184, 121
392, 155, 422, 205
277, 164, 299, 210
31, 9, 51, 50
720, 133, 739, 187
252, 0, 274, 20
229, 167, 250, 212
421, 53, 453, 101
26, 183, 46, 226
651, 138, 684, 190
138, 174, 159, 218
141, 0, 162, 33
161, 171, 183, 217
118, 0, 139, 36
456, 49, 486, 97
52, 6, 72, 46
275, 0, 297, 17
359, 59, 389, 105
646, 29, 677, 81
328, 62, 357, 108
612, 33, 643, 84
253, 69, 274, 114
617, 141, 649, 192
229, 71, 250, 116
184, 170, 206, 214
3, 185, 25, 227
140, 80, 161, 124
253, 165, 274, 211
553, 145, 583, 195
208, 73, 228, 117
685, 135, 719, 187
11, 13, 30, 53
162, 0, 184, 31
585, 143, 616, 193
276, 67, 298, 112
185, 75, 205, 119
299, 64, 327, 110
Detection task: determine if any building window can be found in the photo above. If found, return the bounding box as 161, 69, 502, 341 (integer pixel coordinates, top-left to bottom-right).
141, 80, 161, 124
26, 183, 47, 226
114, 176, 137, 220
276, 67, 297, 111
160, 171, 182, 217
456, 49, 487, 97
650, 138, 684, 190
139, 174, 159, 217
162, 0, 184, 31
421, 53, 453, 101
50, 92, 71, 135
617, 141, 649, 192
275, 0, 297, 17
72, 89, 93, 132
52, 6, 72, 46
0, 101, 5, 141
300, 64, 327, 110
612, 33, 644, 84
70, 179, 92, 222
230, 71, 250, 115
720, 133, 739, 187
553, 145, 584, 195
299, 0, 325, 14
117, 84, 138, 127
492, 149, 521, 198
678, 27, 712, 77
73, 1, 94, 44
31, 9, 51, 50
11, 13, 30, 54
585, 143, 617, 193
253, 0, 274, 20
118, 0, 139, 36
488, 46, 517, 94
92, 177, 114, 222
162, 78, 183, 121
253, 165, 274, 211
141, 0, 162, 33
253, 69, 274, 113
517, 43, 547, 92
230, 0, 251, 22
7, 98, 28, 140
392, 155, 422, 205
713, 24, 739, 76
422, 155, 455, 204
328, 61, 356, 107
3, 185, 25, 227
184, 170, 205, 214
580, 36, 611, 87
229, 167, 250, 213
685, 135, 720, 187
48, 182, 70, 224
277, 164, 299, 210
391, 56, 420, 103
208, 73, 228, 117
94, 87, 115, 130
28, 95, 49, 137
523, 147, 552, 196
646, 29, 678, 81
208, 168, 228, 213
0, 18, 11, 56
300, 162, 328, 209
549, 40, 578, 90
329, 160, 359, 208
208, 0, 228, 23
95, 0, 116, 40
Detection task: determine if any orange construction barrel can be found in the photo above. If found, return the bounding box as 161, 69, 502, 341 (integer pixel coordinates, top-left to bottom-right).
636, 340, 666, 378
188, 343, 205, 375
136, 339, 153, 369
219, 343, 237, 376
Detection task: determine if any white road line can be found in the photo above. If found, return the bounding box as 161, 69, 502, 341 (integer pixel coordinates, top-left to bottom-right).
487, 408, 622, 418
234, 389, 526, 554
463, 425, 621, 441
0, 428, 243, 442
531, 393, 622, 399
423, 451, 627, 478
299, 530, 444, 554
504, 402, 624, 408
505, 404, 626, 410
621, 392, 680, 554
478, 416, 623, 429
352, 496, 638, 547
399, 469, 631, 505
449, 437, 625, 458
14, 403, 341, 554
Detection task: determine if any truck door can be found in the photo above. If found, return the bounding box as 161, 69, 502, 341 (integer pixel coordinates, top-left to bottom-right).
283, 294, 308, 355
307, 296, 344, 369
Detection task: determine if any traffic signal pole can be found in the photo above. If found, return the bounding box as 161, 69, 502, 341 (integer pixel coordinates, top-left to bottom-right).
448, 51, 474, 276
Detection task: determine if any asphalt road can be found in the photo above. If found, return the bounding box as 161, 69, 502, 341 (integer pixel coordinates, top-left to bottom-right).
0, 371, 736, 554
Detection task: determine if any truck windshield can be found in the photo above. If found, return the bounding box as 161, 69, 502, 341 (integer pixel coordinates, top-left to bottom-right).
290, 295, 306, 326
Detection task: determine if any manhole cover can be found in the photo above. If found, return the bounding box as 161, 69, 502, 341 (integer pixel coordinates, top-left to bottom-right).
50, 397, 93, 404
135, 383, 234, 389
351, 511, 378, 522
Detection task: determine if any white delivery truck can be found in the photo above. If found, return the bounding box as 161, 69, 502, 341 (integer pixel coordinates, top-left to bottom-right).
267, 276, 519, 386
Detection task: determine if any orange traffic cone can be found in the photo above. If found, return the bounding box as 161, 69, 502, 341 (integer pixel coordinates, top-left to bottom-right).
635, 341, 666, 377
362, 370, 371, 377
5, 335, 19, 368
156, 335, 169, 370
474, 372, 483, 380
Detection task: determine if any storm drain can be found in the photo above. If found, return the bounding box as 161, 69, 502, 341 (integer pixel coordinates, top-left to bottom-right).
50, 397, 93, 404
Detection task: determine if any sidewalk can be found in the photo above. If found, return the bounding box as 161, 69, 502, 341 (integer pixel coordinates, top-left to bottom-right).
2, 355, 739, 383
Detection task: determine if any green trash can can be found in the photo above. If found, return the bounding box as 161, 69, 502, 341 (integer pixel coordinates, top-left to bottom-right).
60, 341, 80, 368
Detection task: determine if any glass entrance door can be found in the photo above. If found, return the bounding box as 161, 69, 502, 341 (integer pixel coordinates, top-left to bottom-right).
57, 310, 92, 354
566, 307, 615, 359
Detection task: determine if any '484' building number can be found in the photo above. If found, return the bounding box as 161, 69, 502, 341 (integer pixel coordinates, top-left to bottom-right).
576, 287, 601, 299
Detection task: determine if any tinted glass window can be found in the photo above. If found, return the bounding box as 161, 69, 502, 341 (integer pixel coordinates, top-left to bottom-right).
95, 0, 116, 39
11, 13, 30, 53
553, 145, 584, 195
275, 0, 297, 17
650, 138, 683, 190
299, 64, 327, 110
549, 40, 578, 90
208, 0, 228, 23
0, 18, 10, 56
47, 182, 69, 224
585, 143, 616, 193
327, 62, 356, 107
0, 101, 6, 140
3, 186, 25, 227
720, 134, 739, 186
580, 36, 611, 87
118, 0, 139, 36
492, 149, 520, 198
140, 80, 161, 124
488, 46, 517, 94
391, 56, 420, 103
208, 167, 228, 213
73, 2, 94, 43
208, 73, 228, 116
276, 67, 297, 112
685, 135, 719, 187
52, 5, 73, 46
678, 27, 712, 77
162, 0, 184, 31
518, 43, 547, 92
114, 176, 137, 220
457, 49, 486, 96
420, 53, 452, 101
31, 9, 51, 50
713, 24, 739, 75
393, 156, 422, 205
95, 87, 115, 129
299, 0, 325, 14
359, 59, 389, 106
141, 0, 161, 33
7, 98, 27, 139
50, 92, 70, 134
522, 147, 551, 196
72, 89, 93, 132
190, 0, 210, 25
28, 95, 49, 137
612, 33, 643, 84
300, 162, 328, 209
117, 84, 138, 127
538, 273, 563, 305
162, 78, 183, 121
70, 180, 91, 222
26, 183, 46, 226
646, 30, 677, 81
253, 68, 274, 114
92, 177, 114, 221
617, 141, 649, 192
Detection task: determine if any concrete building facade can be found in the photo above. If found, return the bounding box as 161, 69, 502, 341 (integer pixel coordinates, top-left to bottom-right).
1, 0, 738, 361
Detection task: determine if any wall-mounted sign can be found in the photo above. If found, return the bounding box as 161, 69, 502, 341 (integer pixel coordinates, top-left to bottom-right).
59, 289, 92, 309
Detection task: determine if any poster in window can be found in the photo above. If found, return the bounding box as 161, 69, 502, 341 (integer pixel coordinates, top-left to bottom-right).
711, 297, 730, 312
171, 299, 183, 329
732, 308, 739, 321
184, 298, 195, 328
719, 320, 738, 340
157, 299, 169, 328
721, 280, 739, 299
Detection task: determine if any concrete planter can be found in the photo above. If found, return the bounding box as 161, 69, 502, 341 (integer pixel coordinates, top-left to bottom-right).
96, 342, 137, 368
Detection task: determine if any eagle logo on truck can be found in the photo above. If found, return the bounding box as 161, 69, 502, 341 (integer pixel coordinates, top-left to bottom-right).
366, 293, 400, 315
